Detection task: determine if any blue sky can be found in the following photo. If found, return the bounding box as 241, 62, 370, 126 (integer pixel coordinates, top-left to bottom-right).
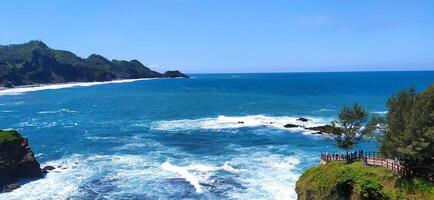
1, 1, 434, 73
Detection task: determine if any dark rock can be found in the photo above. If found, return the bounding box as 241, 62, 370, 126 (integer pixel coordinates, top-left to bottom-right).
162, 70, 189, 78
42, 166, 55, 171
238, 121, 244, 124
284, 124, 300, 128
306, 125, 334, 134
0, 130, 42, 193
297, 117, 310, 122
42, 165, 55, 173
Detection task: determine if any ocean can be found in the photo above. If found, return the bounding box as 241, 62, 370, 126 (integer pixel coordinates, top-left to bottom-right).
0, 71, 433, 200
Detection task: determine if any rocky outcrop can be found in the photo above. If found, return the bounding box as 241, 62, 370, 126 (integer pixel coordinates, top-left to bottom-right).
282, 118, 334, 135
305, 125, 334, 134
162, 70, 190, 78
0, 130, 42, 192
284, 124, 301, 128
297, 117, 309, 122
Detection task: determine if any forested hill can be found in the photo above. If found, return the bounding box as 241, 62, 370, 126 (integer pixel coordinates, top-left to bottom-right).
0, 40, 188, 87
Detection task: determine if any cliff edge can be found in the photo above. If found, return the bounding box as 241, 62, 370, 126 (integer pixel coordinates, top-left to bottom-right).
0, 130, 42, 192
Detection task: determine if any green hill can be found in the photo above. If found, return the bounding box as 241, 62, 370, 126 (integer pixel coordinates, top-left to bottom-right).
296, 161, 434, 200
0, 40, 188, 87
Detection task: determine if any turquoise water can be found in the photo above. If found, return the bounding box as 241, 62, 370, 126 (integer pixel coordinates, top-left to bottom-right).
0, 72, 433, 199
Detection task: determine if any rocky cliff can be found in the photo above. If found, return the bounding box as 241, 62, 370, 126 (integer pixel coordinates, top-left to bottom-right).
0, 130, 42, 192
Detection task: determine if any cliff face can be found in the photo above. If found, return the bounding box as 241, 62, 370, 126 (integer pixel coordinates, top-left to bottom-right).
295, 161, 434, 200
0, 40, 189, 87
0, 130, 42, 192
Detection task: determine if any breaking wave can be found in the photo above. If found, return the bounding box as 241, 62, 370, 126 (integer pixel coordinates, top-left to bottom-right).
0, 78, 155, 96
372, 111, 388, 115
161, 161, 243, 193
151, 115, 332, 133
38, 108, 78, 114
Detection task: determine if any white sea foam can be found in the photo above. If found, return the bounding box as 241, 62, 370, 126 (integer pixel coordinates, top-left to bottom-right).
0, 78, 155, 96
161, 161, 242, 194
372, 111, 388, 115
84, 136, 117, 141
0, 110, 14, 113
38, 108, 78, 114
0, 155, 89, 200
151, 115, 332, 133
161, 162, 204, 193
312, 108, 334, 113
0, 154, 164, 200
227, 153, 301, 200
1, 150, 303, 199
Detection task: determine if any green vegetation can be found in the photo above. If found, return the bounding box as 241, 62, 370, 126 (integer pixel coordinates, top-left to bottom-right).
297, 85, 434, 199
329, 103, 376, 152
296, 161, 434, 200
0, 40, 187, 87
0, 129, 20, 142
377, 84, 434, 176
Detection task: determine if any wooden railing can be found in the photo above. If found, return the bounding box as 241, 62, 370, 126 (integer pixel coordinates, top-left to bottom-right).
363, 157, 407, 174
321, 151, 406, 175
320, 151, 368, 162
320, 151, 433, 182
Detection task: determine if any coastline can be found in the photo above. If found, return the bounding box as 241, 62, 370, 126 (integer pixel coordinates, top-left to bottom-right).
0, 78, 157, 96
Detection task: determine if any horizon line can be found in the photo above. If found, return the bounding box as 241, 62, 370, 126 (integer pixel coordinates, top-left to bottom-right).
186, 69, 434, 75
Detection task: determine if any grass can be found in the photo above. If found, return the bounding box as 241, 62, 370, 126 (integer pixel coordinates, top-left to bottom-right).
0, 129, 21, 142
296, 161, 434, 200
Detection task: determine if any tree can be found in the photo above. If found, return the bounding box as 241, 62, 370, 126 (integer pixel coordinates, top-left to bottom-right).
378, 85, 434, 175
330, 103, 376, 152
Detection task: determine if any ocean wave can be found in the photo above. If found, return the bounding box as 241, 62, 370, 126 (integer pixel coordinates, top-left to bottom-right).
17, 120, 78, 129
312, 108, 334, 113
38, 108, 78, 114
84, 136, 117, 141
161, 162, 204, 193
151, 115, 332, 133
0, 78, 155, 96
1, 110, 15, 113
227, 153, 301, 200
0, 154, 163, 200
372, 111, 388, 115
0, 155, 88, 200
0, 151, 303, 199
161, 161, 242, 193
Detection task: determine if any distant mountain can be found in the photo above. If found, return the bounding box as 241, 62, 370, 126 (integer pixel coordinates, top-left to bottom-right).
0, 40, 188, 88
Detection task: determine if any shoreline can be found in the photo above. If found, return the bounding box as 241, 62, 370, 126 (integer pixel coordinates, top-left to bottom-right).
0, 78, 158, 96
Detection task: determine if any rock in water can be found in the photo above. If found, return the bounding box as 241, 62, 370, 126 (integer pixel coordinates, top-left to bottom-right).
162, 70, 190, 78
42, 165, 56, 173
284, 124, 300, 128
297, 117, 310, 122
306, 125, 334, 134
0, 130, 42, 192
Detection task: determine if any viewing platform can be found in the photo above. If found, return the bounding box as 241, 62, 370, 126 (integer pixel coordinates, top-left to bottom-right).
320, 151, 407, 175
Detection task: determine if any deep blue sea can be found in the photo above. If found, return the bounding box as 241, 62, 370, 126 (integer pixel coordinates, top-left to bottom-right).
0, 72, 433, 200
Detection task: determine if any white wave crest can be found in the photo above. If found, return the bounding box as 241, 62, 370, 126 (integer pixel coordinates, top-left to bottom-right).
161, 162, 204, 193
372, 111, 388, 115
161, 161, 242, 193
0, 154, 164, 200
228, 153, 301, 200
0, 78, 155, 96
151, 115, 332, 132
38, 108, 78, 114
